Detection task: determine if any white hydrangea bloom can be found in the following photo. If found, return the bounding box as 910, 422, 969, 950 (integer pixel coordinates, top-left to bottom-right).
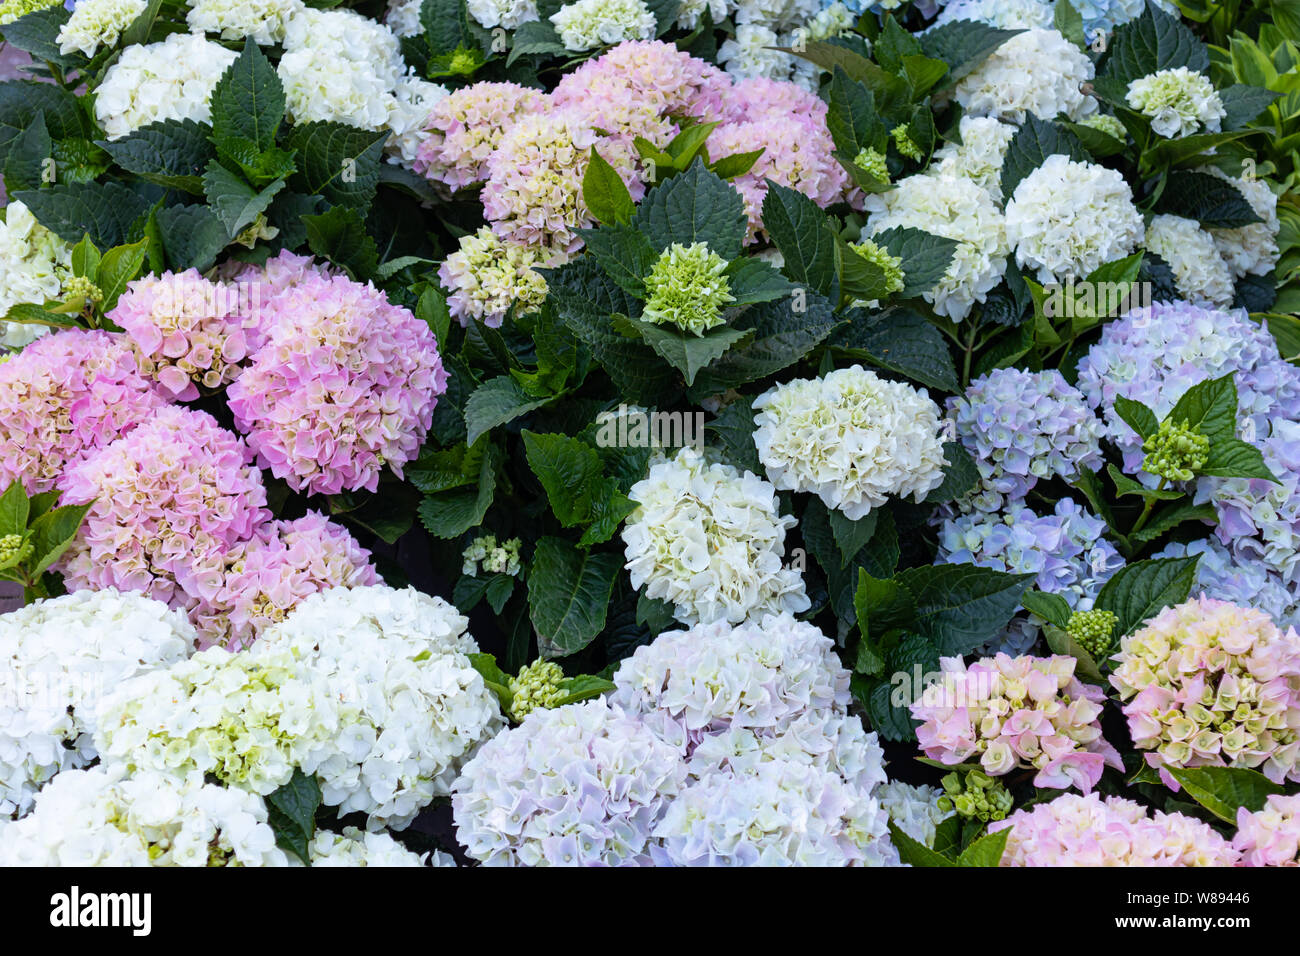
932, 0, 1053, 29
0, 766, 286, 866
57, 0, 146, 57
732, 0, 821, 29
549, 0, 656, 52
1126, 67, 1225, 138
1202, 167, 1281, 278
1144, 214, 1235, 308
650, 757, 898, 866
929, 116, 1017, 203
621, 448, 809, 627
752, 365, 948, 519
278, 9, 404, 129
675, 0, 727, 29
1004, 154, 1144, 283
0, 589, 195, 819
186, 0, 305, 44
467, 0, 539, 29
94, 645, 348, 798
387, 75, 449, 169
863, 173, 1007, 321
93, 33, 239, 140
0, 200, 72, 351
876, 780, 952, 848
385, 0, 424, 35
256, 585, 504, 830
452, 697, 686, 866
304, 827, 451, 866
718, 23, 793, 81
954, 28, 1097, 124
611, 614, 851, 749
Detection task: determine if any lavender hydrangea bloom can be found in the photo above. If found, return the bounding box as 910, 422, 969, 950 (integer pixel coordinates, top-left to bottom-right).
1154, 537, 1299, 632
947, 367, 1104, 512
1075, 301, 1300, 475
1071, 0, 1169, 35
937, 498, 1123, 609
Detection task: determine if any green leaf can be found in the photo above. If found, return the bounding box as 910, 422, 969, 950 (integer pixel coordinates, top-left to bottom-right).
919, 21, 1022, 84
1113, 395, 1159, 441
1000, 116, 1090, 200
1095, 556, 1200, 637
577, 223, 656, 297
209, 39, 285, 154
70, 235, 100, 281
264, 770, 321, 866
871, 226, 959, 299
723, 256, 796, 306
1099, 4, 1209, 86
760, 181, 838, 298
955, 827, 1009, 867
96, 238, 149, 313
468, 652, 513, 712
1218, 84, 1280, 130
894, 564, 1035, 655
686, 293, 839, 397
583, 147, 635, 226
284, 122, 387, 211
1053, 0, 1087, 49
888, 821, 955, 866
1163, 766, 1285, 824
1155, 171, 1262, 228
0, 6, 83, 70
13, 182, 148, 248
708, 147, 765, 180
1167, 373, 1238, 442
831, 306, 959, 392
635, 592, 676, 635
1042, 622, 1105, 682
924, 442, 979, 504
506, 18, 566, 64
0, 481, 29, 537
417, 442, 501, 539
527, 538, 622, 658
1200, 438, 1278, 481
465, 375, 554, 446
825, 67, 885, 156
554, 674, 618, 707
202, 162, 285, 237
613, 315, 752, 387
302, 205, 379, 280
632, 159, 747, 260
28, 502, 92, 577
1107, 464, 1183, 500
522, 431, 616, 527
706, 400, 763, 475
2, 112, 50, 194
0, 81, 86, 166
830, 510, 877, 568
1021, 589, 1072, 627
854, 568, 916, 655
155, 204, 229, 272
1129, 501, 1217, 544
99, 119, 215, 195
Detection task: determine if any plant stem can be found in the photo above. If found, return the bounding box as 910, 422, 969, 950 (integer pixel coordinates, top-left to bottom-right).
1128, 477, 1170, 538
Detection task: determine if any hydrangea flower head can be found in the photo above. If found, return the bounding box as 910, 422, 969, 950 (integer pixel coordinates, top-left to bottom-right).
255, 586, 502, 828
549, 0, 656, 52
1144, 214, 1235, 307
57, 405, 269, 609
0, 199, 73, 349
753, 366, 948, 519
912, 653, 1122, 792
876, 780, 951, 848
1005, 155, 1145, 284
954, 28, 1097, 124
1110, 595, 1300, 785
1202, 166, 1280, 278
93, 33, 239, 139
1127, 67, 1225, 138
415, 82, 547, 189
990, 792, 1240, 866
438, 228, 557, 328
641, 242, 734, 334
57, 0, 146, 57
0, 589, 195, 819
453, 697, 685, 866
226, 272, 446, 495
465, 0, 538, 28
1154, 537, 1299, 633
186, 0, 305, 44
948, 367, 1104, 509
622, 448, 808, 626
863, 173, 1007, 320
1234, 793, 1300, 866
277, 8, 403, 129
0, 328, 166, 493
929, 115, 1016, 202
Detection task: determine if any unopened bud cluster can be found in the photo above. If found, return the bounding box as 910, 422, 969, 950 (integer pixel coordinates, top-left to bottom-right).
1142, 418, 1209, 482
507, 659, 566, 722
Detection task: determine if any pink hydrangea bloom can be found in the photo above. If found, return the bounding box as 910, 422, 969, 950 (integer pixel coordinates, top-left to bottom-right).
552, 39, 731, 146
911, 653, 1122, 793
1111, 595, 1300, 786
990, 793, 1241, 866
414, 81, 547, 190
0, 329, 167, 493
708, 82, 846, 243
57, 405, 269, 609
192, 511, 380, 651
482, 106, 644, 253
226, 272, 446, 496
109, 269, 265, 399
1234, 793, 1300, 866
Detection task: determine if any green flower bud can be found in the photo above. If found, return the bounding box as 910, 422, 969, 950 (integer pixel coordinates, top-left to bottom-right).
1142, 418, 1210, 482
0, 532, 32, 567
890, 125, 923, 162
1078, 113, 1127, 141
939, 769, 1014, 822
852, 146, 890, 184
64, 275, 103, 305
641, 242, 735, 335
0, 0, 59, 26
508, 659, 567, 722
850, 239, 905, 297
1066, 608, 1119, 659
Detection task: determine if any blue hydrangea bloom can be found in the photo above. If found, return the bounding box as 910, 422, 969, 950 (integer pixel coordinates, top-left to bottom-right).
1154, 537, 1300, 633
